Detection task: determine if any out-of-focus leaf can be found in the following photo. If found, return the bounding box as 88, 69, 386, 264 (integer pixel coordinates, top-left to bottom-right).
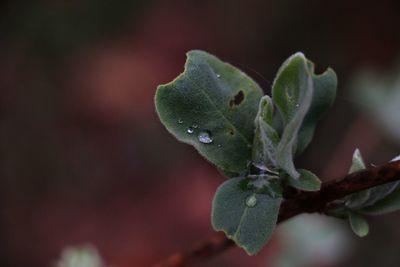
349, 148, 366, 173
352, 66, 400, 143
345, 149, 370, 208
56, 244, 106, 267
212, 177, 282, 255
252, 96, 280, 170
348, 211, 369, 237
285, 169, 321, 191
361, 181, 400, 208
272, 53, 313, 179
391, 155, 400, 162
345, 150, 399, 209
362, 187, 400, 215
156, 50, 263, 175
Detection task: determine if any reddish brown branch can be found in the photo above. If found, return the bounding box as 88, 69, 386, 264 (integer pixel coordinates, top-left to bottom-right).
154, 160, 400, 267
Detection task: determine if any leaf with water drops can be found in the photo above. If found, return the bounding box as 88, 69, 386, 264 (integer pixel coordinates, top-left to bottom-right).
348, 211, 369, 237
156, 50, 263, 175
271, 53, 337, 179
285, 169, 321, 191
212, 177, 282, 255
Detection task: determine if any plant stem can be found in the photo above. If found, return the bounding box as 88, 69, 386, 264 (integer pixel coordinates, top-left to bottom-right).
154, 160, 400, 267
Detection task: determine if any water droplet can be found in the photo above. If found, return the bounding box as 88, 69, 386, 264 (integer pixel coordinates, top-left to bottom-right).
187, 127, 194, 134
198, 131, 213, 144
178, 119, 183, 124
216, 73, 221, 78
192, 124, 198, 128
246, 195, 257, 207
295, 104, 300, 108
218, 144, 222, 148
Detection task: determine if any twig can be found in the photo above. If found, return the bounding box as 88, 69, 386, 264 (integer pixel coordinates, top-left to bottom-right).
154, 160, 400, 267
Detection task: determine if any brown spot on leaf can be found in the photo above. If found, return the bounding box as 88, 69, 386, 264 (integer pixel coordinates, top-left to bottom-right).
229, 91, 244, 107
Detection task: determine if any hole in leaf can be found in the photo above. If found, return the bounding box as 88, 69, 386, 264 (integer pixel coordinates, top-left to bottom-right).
229, 90, 244, 107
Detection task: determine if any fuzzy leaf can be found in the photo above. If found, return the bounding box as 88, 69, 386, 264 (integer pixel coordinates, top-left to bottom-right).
273, 53, 313, 179
156, 50, 263, 175
361, 182, 400, 208
285, 169, 321, 191
345, 149, 370, 208
252, 96, 280, 170
212, 177, 282, 255
349, 148, 366, 173
362, 187, 400, 215
346, 150, 400, 209
348, 211, 369, 237
296, 65, 337, 154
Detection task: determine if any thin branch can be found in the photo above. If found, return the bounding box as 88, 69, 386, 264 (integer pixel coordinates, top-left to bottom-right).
154, 160, 400, 267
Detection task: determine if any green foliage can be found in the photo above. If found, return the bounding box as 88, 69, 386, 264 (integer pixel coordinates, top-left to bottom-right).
332, 150, 400, 237
348, 211, 369, 237
155, 50, 340, 254
156, 50, 263, 175
361, 186, 400, 215
212, 177, 282, 255
285, 169, 321, 192
272, 53, 337, 179
56, 244, 106, 267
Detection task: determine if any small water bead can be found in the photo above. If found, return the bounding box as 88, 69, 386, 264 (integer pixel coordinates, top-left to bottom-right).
187, 127, 194, 134
192, 124, 199, 128
216, 73, 221, 78
246, 195, 257, 208
198, 131, 213, 144
178, 119, 183, 124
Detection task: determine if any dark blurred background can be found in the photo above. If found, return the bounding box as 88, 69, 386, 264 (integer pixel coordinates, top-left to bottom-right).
1, 1, 400, 267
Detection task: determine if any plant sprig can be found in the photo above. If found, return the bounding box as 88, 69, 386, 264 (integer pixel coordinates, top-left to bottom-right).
155, 50, 400, 255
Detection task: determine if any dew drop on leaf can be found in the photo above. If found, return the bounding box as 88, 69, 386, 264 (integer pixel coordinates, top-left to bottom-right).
246, 195, 257, 207
216, 73, 221, 78
192, 124, 199, 128
198, 131, 213, 144
187, 127, 194, 134
178, 118, 183, 124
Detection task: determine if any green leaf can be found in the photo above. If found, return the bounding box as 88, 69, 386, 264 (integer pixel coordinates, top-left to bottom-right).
345, 151, 400, 209
361, 181, 400, 207
252, 96, 280, 170
155, 50, 263, 175
348, 211, 369, 237
296, 64, 337, 154
285, 169, 321, 191
345, 149, 370, 208
349, 148, 366, 173
212, 177, 282, 255
272, 53, 314, 179
362, 187, 400, 215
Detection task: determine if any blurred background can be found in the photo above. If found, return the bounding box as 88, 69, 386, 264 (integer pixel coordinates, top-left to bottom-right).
1, 1, 400, 266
